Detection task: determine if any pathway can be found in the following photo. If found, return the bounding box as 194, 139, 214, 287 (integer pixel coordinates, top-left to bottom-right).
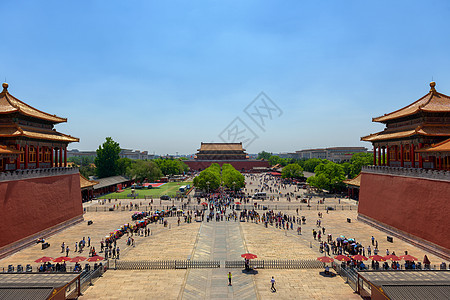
181, 220, 258, 299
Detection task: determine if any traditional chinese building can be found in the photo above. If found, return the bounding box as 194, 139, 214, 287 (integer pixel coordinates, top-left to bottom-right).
0, 83, 83, 258
358, 82, 450, 260
195, 142, 248, 160
361, 82, 450, 170
185, 142, 269, 171
0, 83, 78, 170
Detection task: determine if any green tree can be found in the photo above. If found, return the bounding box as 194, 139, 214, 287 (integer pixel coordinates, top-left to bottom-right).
222, 164, 245, 190
303, 158, 324, 172
268, 155, 282, 166
349, 152, 373, 178
117, 157, 133, 176
154, 158, 189, 176
307, 162, 346, 192
193, 167, 221, 191
281, 163, 304, 179
257, 151, 272, 160
127, 160, 162, 183
95, 137, 121, 178
79, 165, 96, 179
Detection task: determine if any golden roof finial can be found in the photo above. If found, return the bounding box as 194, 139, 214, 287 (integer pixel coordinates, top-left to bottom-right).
430, 81, 436, 93
2, 82, 8, 92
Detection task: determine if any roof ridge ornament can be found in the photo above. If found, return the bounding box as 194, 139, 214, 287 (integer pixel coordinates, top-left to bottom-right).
429, 81, 436, 94
2, 82, 8, 92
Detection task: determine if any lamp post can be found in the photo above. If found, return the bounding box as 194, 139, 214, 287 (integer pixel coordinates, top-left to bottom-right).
206, 181, 210, 198
232, 181, 236, 198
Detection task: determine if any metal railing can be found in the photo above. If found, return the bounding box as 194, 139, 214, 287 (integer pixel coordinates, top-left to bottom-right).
80, 260, 109, 293
225, 259, 324, 269
114, 260, 220, 270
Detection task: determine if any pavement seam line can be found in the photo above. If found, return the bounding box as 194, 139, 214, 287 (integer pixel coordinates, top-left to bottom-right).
178, 221, 203, 300
239, 221, 261, 300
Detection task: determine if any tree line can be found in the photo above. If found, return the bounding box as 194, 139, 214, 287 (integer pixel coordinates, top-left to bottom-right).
69, 137, 188, 182
258, 151, 373, 192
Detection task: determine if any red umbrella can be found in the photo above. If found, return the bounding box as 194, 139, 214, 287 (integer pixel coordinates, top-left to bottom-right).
317, 256, 334, 263
35, 256, 53, 263
70, 256, 87, 263
235, 202, 241, 205
400, 254, 418, 261
384, 255, 400, 261
334, 255, 351, 262
241, 253, 257, 260
352, 255, 368, 261
86, 255, 104, 262
201, 202, 208, 205
369, 255, 386, 262
53, 256, 72, 263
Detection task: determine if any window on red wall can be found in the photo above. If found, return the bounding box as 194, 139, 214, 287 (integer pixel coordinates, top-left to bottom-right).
389, 147, 396, 160
20, 147, 25, 162
404, 145, 410, 161
44, 148, 51, 162
415, 152, 420, 162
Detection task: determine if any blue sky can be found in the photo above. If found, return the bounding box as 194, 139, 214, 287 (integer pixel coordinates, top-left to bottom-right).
2, 0, 450, 155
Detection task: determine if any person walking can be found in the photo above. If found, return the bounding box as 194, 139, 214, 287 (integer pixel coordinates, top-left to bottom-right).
228, 272, 232, 286
271, 276, 276, 292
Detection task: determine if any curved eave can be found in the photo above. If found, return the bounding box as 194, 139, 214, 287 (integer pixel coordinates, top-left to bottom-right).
0, 91, 67, 124
372, 91, 450, 123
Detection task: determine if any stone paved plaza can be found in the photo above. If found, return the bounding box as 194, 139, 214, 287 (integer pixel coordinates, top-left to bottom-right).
1, 174, 448, 299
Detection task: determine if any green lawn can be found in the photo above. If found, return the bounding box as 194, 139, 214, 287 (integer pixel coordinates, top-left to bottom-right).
98, 181, 193, 199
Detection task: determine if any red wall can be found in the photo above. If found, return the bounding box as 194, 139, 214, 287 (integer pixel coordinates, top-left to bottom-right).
185, 160, 270, 171
0, 173, 83, 248
358, 172, 450, 250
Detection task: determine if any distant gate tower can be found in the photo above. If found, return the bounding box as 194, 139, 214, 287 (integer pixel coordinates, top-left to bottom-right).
185, 142, 270, 172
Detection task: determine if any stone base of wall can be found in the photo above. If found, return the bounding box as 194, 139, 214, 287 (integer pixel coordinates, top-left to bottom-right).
358, 213, 450, 261
0, 215, 84, 259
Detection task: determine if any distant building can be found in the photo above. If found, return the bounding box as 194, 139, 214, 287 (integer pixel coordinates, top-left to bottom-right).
185, 142, 269, 172
195, 142, 248, 160
68, 149, 153, 160
119, 149, 150, 160
295, 147, 369, 162
67, 149, 96, 158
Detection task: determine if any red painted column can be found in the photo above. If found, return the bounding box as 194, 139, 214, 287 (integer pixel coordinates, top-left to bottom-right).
59, 148, 63, 167
24, 145, 29, 169
411, 144, 415, 168
16, 144, 21, 170
400, 144, 404, 167
64, 147, 67, 167
51, 147, 54, 168
377, 146, 381, 166
373, 146, 376, 165
386, 145, 391, 167
418, 143, 423, 168
36, 145, 40, 168
439, 157, 442, 170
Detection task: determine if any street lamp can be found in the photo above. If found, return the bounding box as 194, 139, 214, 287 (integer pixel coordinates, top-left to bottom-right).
206, 181, 210, 196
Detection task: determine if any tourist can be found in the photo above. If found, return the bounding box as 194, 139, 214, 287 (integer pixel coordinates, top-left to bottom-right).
228, 272, 232, 286
271, 276, 276, 292
61, 242, 65, 253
